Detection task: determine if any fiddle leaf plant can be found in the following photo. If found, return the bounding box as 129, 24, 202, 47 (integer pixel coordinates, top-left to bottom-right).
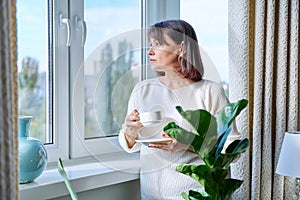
163, 99, 249, 200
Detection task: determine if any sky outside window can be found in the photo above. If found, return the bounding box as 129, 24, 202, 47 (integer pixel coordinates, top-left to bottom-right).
181, 0, 229, 82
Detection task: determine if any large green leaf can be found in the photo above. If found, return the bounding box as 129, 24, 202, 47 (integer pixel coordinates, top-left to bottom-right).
215, 99, 248, 157
176, 164, 211, 186
184, 189, 212, 200
176, 164, 228, 199
216, 99, 248, 135
225, 138, 250, 154
198, 133, 218, 159
220, 179, 243, 200
176, 164, 243, 200
200, 168, 228, 199
176, 106, 218, 139
216, 139, 249, 169
204, 133, 250, 169
164, 122, 203, 155
204, 99, 249, 164
203, 127, 232, 167
164, 123, 218, 159
164, 108, 218, 158
212, 139, 250, 169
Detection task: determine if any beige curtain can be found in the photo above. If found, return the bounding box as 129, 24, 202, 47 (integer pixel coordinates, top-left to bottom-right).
0, 0, 18, 199
228, 0, 299, 199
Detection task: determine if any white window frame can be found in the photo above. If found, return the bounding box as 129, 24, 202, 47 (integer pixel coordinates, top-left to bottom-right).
41, 0, 180, 162
45, 0, 69, 162
69, 0, 180, 158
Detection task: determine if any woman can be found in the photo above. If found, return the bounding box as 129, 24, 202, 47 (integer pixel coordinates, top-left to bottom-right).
118, 19, 239, 200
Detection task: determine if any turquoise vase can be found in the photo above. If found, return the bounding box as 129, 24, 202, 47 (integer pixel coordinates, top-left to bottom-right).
18, 116, 47, 184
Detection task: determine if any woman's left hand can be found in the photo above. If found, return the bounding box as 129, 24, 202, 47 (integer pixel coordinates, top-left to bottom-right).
148, 133, 189, 153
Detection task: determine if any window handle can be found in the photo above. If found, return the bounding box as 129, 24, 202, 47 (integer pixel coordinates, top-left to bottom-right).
75, 16, 87, 47
59, 13, 71, 46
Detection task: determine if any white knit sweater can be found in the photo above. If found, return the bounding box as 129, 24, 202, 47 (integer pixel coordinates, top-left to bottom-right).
118, 78, 240, 200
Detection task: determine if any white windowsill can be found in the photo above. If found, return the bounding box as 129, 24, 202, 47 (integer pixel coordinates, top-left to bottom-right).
19, 152, 140, 200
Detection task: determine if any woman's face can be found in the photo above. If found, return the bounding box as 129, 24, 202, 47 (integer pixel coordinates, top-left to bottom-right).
148, 34, 181, 72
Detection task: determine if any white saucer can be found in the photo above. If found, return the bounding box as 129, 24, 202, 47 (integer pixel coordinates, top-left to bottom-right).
135, 137, 172, 145
142, 120, 163, 127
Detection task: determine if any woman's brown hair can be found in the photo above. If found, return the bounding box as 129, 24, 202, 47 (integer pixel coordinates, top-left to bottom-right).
148, 19, 204, 82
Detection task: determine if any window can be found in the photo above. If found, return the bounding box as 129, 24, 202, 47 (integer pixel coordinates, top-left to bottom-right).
17, 0, 51, 144
70, 0, 143, 157
17, 0, 70, 162
17, 0, 180, 161
70, 0, 179, 157
181, 0, 229, 95
17, 0, 230, 161
83, 1, 141, 139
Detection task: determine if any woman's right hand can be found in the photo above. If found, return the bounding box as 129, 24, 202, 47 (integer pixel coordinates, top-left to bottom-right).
124, 109, 143, 148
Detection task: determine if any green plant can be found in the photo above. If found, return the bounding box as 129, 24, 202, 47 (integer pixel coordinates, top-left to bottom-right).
163, 99, 249, 200
58, 158, 79, 200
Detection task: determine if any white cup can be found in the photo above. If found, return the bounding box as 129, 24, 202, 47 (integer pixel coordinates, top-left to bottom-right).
139, 111, 162, 126
139, 111, 163, 139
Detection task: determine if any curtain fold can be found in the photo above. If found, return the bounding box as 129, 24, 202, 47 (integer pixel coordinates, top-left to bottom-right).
0, 0, 18, 199
229, 0, 299, 199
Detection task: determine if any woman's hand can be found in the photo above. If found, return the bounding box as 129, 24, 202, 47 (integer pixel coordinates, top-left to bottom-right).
124, 109, 143, 148
148, 133, 189, 153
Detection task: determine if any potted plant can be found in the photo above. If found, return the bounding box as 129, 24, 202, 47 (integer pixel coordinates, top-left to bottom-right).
164, 99, 249, 200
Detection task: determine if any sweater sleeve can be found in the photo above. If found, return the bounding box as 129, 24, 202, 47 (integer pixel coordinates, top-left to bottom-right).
205, 81, 229, 116
118, 83, 142, 153
118, 128, 142, 153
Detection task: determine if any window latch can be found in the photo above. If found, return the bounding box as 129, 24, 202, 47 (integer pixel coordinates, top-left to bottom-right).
75, 16, 87, 47
59, 13, 71, 46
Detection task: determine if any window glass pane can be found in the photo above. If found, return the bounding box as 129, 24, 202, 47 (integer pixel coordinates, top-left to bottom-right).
180, 0, 229, 94
84, 0, 141, 138
17, 0, 51, 144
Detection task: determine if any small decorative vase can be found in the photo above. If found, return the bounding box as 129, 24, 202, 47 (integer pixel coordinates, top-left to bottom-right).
18, 116, 47, 184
